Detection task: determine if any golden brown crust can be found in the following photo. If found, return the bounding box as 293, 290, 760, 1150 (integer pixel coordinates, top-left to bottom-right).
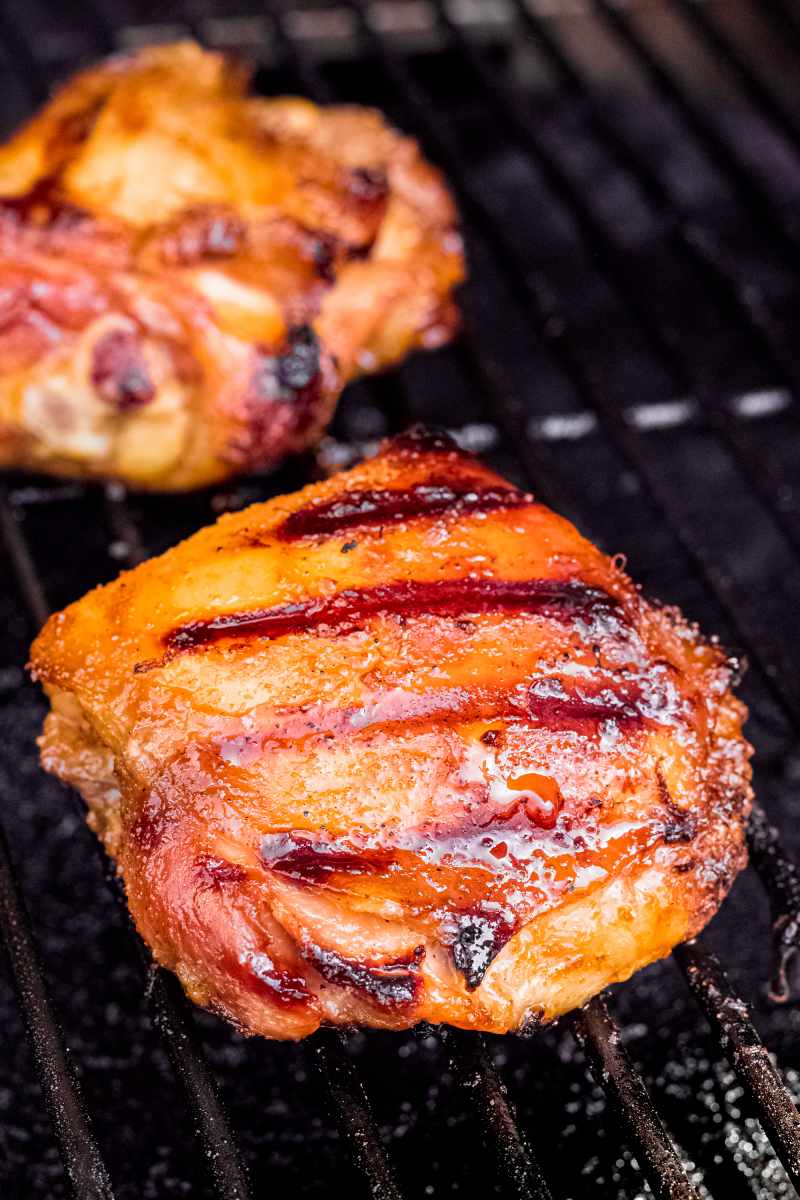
0, 43, 463, 489
30, 431, 752, 1038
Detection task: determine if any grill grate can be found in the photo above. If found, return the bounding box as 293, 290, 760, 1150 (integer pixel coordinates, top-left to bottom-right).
1, 3, 800, 1198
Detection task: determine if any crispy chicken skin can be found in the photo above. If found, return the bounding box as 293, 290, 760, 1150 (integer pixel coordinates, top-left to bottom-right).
0, 43, 462, 490
30, 429, 752, 1038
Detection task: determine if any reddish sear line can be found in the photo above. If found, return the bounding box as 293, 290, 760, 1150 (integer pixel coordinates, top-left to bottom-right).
260, 832, 393, 881
276, 481, 531, 540
303, 941, 425, 1008
164, 577, 620, 654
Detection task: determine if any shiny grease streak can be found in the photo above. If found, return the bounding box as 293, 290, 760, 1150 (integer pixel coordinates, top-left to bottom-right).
163, 577, 621, 654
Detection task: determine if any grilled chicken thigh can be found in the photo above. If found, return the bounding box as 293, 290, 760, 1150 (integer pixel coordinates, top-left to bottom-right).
31, 429, 751, 1038
0, 43, 462, 489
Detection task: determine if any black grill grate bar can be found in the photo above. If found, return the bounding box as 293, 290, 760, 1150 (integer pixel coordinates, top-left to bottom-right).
672, 0, 800, 157
310, 1030, 404, 1200
674, 939, 800, 1190
591, 0, 800, 266
348, 0, 800, 733
0, 493, 252, 1200
0, 819, 116, 1200
444, 1029, 553, 1200
0, 490, 50, 629
576, 994, 701, 1200
433, 0, 800, 559
104, 487, 148, 568
149, 970, 252, 1200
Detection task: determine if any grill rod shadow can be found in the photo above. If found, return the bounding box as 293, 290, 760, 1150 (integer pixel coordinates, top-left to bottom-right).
760, 0, 800, 54
674, 940, 800, 1191
0, 490, 252, 1200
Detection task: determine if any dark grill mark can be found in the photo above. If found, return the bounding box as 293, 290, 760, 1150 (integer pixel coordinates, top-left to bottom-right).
194, 855, 247, 889
312, 234, 337, 282
450, 908, 517, 990
164, 577, 619, 654
240, 950, 312, 1008
91, 328, 155, 410
225, 325, 328, 468
277, 324, 320, 392
348, 166, 389, 205
656, 764, 697, 844
276, 482, 531, 540
158, 208, 244, 264
129, 793, 168, 853
260, 832, 392, 882
304, 942, 424, 1008
527, 677, 645, 730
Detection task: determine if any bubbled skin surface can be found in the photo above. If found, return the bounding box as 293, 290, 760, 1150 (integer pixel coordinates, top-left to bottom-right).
0, 43, 463, 489
30, 430, 752, 1038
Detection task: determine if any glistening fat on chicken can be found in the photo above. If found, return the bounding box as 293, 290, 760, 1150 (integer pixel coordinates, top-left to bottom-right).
29, 428, 752, 1039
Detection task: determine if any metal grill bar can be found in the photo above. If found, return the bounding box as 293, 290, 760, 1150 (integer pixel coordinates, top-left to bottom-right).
674, 940, 800, 1191
0, 820, 116, 1200
576, 995, 701, 1200
310, 1030, 403, 1200
149, 970, 252, 1200
444, 1029, 553, 1200
0, 492, 252, 1200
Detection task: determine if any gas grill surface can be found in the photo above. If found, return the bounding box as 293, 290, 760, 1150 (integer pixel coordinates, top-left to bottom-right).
2, 2, 800, 1198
